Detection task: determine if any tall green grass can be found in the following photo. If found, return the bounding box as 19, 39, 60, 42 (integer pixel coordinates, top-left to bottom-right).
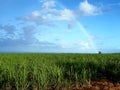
0, 54, 120, 90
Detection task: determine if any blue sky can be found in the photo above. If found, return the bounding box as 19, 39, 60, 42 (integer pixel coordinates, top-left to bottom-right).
0, 0, 120, 53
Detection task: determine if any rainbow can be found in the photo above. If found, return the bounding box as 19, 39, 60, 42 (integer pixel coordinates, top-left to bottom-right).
56, 0, 98, 53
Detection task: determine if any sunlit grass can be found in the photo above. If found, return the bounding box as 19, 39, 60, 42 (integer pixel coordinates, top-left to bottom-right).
0, 53, 120, 89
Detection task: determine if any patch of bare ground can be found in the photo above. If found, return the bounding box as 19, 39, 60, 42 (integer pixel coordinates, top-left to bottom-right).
47, 80, 120, 90
0, 80, 120, 90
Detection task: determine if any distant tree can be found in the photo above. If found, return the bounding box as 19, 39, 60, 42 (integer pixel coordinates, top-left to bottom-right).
98, 51, 102, 54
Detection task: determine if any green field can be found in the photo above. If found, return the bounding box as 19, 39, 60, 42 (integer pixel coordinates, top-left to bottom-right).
0, 54, 120, 90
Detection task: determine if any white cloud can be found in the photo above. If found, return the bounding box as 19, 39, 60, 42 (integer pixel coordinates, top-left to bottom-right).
32, 11, 40, 17
42, 1, 55, 10
27, 0, 102, 26
56, 41, 91, 50
57, 9, 75, 21
80, 42, 90, 49
17, 1, 76, 27
79, 0, 101, 16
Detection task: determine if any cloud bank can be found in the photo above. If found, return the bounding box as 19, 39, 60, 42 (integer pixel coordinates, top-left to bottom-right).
0, 0, 103, 52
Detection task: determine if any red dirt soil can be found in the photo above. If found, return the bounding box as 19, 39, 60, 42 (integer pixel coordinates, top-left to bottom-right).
46, 80, 120, 90
1, 80, 120, 90
63, 81, 120, 90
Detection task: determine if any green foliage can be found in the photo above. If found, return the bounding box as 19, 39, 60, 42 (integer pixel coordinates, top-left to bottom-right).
0, 53, 120, 89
